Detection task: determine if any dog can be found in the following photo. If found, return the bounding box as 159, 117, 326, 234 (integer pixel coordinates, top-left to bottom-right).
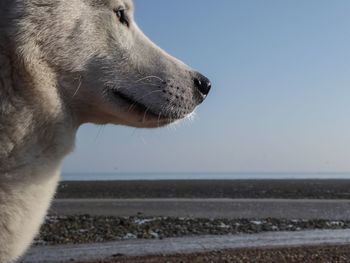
0, 0, 211, 261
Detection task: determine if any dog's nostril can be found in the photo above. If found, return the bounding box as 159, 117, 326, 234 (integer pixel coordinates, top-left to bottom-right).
193, 73, 211, 97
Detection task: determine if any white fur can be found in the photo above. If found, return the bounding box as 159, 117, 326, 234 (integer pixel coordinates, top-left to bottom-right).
0, 166, 61, 263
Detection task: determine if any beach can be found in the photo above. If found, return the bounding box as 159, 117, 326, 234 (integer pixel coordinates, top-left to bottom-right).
23, 180, 350, 262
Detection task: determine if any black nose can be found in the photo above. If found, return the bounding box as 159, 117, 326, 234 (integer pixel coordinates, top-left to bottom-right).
194, 73, 211, 97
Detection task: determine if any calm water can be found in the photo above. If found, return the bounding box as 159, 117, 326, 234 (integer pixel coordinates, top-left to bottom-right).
62, 173, 350, 181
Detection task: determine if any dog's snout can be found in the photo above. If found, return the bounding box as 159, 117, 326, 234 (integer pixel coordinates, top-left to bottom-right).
193, 73, 211, 98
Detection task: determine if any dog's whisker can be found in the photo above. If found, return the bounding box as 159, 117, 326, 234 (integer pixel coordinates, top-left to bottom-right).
72, 75, 82, 98
157, 112, 162, 128
135, 75, 164, 83
142, 108, 149, 123
94, 125, 105, 142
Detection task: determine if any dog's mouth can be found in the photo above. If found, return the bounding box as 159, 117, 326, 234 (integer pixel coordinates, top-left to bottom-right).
110, 89, 174, 122
107, 86, 195, 128
112, 90, 154, 114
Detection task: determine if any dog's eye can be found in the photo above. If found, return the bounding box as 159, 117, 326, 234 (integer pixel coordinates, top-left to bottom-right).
114, 8, 129, 27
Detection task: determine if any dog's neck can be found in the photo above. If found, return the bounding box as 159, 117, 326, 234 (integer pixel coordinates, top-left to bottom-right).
0, 46, 77, 262
0, 47, 76, 178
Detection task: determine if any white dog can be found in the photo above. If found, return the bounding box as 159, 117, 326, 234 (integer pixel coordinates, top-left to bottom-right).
0, 0, 211, 262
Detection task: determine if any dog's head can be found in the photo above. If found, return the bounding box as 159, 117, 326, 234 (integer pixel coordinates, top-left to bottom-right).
14, 0, 211, 128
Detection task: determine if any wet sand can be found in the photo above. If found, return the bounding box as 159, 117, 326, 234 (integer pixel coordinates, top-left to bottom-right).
50, 198, 350, 219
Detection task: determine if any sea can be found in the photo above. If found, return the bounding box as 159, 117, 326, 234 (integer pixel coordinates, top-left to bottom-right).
61, 172, 350, 181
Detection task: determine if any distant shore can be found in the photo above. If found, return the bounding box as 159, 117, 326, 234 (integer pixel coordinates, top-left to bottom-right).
57, 179, 350, 199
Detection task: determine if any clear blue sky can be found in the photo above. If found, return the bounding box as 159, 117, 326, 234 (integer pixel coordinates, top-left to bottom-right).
63, 0, 350, 173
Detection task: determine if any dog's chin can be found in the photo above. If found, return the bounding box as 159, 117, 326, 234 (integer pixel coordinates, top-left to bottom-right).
107, 90, 188, 128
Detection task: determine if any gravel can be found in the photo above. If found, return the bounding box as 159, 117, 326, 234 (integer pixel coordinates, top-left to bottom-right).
35, 215, 350, 246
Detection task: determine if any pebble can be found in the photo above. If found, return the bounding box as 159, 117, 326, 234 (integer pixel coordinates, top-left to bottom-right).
35, 215, 350, 246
